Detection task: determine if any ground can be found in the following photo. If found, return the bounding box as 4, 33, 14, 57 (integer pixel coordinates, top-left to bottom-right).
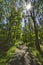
6, 43, 40, 65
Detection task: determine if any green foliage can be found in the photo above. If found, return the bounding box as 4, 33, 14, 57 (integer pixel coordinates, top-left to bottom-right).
0, 0, 43, 65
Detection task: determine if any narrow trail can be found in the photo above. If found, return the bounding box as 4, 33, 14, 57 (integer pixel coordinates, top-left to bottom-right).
7, 43, 40, 65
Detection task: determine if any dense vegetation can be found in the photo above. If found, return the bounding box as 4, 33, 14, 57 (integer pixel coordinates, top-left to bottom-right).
0, 0, 43, 65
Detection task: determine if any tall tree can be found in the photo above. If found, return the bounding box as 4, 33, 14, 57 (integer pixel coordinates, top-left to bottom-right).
18, 0, 43, 51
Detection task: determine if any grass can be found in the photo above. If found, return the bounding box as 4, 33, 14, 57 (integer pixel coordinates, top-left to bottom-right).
29, 44, 43, 65
0, 41, 43, 65
0, 46, 16, 65
0, 41, 21, 65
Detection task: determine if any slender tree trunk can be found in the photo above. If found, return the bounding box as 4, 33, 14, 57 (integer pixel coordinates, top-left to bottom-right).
32, 17, 41, 51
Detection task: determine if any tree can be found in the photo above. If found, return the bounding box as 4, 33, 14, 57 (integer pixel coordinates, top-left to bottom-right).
30, 0, 43, 51
0, 0, 22, 49
17, 0, 43, 51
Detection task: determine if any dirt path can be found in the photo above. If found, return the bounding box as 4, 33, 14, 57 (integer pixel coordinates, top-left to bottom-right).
7, 44, 40, 65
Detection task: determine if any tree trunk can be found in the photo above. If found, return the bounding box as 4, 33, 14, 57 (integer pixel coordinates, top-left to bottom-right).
32, 17, 41, 51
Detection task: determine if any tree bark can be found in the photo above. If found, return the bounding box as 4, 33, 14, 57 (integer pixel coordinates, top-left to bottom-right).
32, 16, 41, 51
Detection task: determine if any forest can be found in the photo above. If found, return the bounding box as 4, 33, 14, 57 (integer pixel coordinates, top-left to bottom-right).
0, 0, 43, 65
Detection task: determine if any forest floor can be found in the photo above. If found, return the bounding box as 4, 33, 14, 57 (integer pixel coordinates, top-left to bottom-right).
0, 41, 43, 65
6, 43, 41, 65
